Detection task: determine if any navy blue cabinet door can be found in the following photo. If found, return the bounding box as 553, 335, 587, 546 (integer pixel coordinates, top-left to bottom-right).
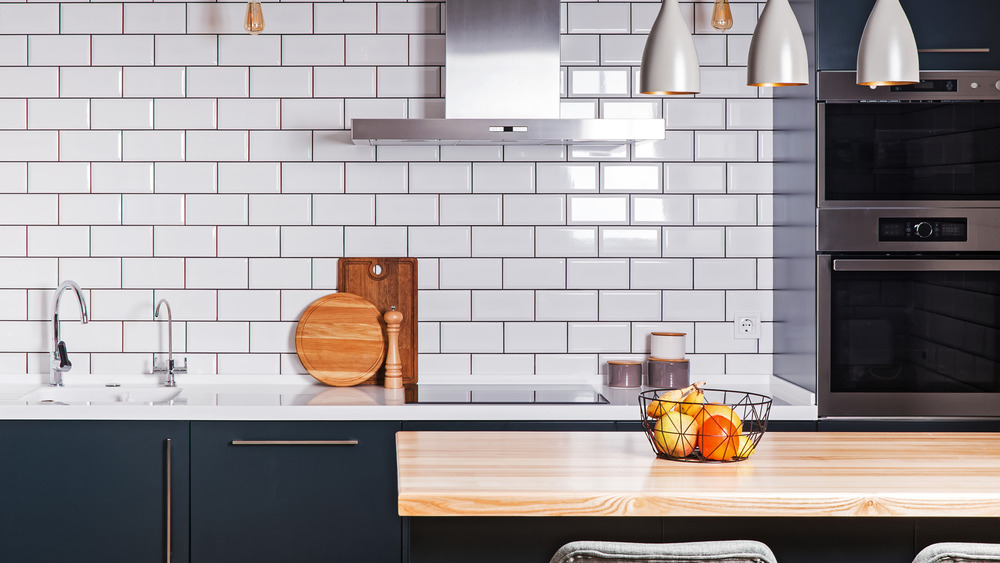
190, 421, 402, 563
817, 0, 1000, 70
0, 420, 190, 563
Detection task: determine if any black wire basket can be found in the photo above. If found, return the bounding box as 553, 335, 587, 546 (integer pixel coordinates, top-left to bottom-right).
639, 388, 772, 463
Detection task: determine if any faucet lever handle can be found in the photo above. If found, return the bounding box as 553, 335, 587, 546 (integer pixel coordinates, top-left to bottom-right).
56, 341, 72, 369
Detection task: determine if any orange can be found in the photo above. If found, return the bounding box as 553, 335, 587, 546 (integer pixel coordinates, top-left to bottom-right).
693, 403, 743, 434
697, 414, 740, 461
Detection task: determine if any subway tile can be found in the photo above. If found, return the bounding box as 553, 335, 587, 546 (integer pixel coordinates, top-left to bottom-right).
725, 290, 774, 322
153, 289, 217, 321
632, 195, 693, 225
377, 145, 439, 163
377, 3, 440, 33
185, 2, 244, 35
759, 131, 773, 162
346, 35, 408, 65
28, 35, 90, 66
219, 35, 280, 66
441, 146, 502, 163
314, 67, 377, 98
695, 131, 758, 162
376, 194, 438, 226
473, 163, 535, 194
633, 132, 694, 162
154, 163, 216, 194
279, 290, 331, 323
154, 99, 215, 130
282, 163, 344, 194
600, 99, 661, 119
568, 322, 630, 353
0, 68, 58, 98
440, 322, 503, 354
0, 99, 25, 129
728, 99, 773, 130
122, 258, 185, 289
418, 322, 440, 353
92, 35, 154, 66
599, 227, 660, 257
728, 163, 773, 194
59, 194, 121, 226
693, 34, 728, 66
665, 163, 726, 193
187, 322, 249, 354
155, 35, 218, 66
249, 194, 310, 225
536, 227, 597, 257
252, 2, 312, 34
568, 68, 630, 96
249, 131, 312, 162
726, 226, 773, 258
441, 195, 501, 226
568, 3, 630, 34
505, 145, 566, 163
471, 227, 534, 258
694, 259, 757, 289
699, 66, 760, 98
562, 35, 600, 65
568, 195, 627, 225
27, 163, 90, 193
601, 163, 661, 192
0, 4, 59, 34
695, 323, 757, 354
535, 354, 598, 376
505, 195, 566, 225
90, 290, 151, 322
409, 163, 471, 194
28, 99, 89, 130
61, 67, 123, 98
249, 322, 297, 354
471, 290, 534, 322
0, 164, 26, 193
91, 163, 153, 194
0, 36, 26, 67
219, 163, 280, 194
186, 258, 248, 289
417, 258, 438, 290
91, 226, 152, 257
439, 258, 501, 290
599, 34, 644, 65
664, 98, 726, 130
418, 290, 471, 322
0, 258, 56, 289
663, 226, 726, 257
0, 227, 26, 257
28, 226, 89, 257
187, 67, 249, 98
314, 3, 376, 34
631, 258, 694, 289
409, 227, 471, 257
343, 226, 407, 256
123, 67, 184, 98
282, 99, 344, 131
58, 257, 121, 289
566, 258, 629, 289
694, 195, 757, 225
59, 131, 122, 162
61, 3, 122, 34
504, 322, 567, 353
123, 3, 186, 34
186, 195, 247, 226
314, 195, 375, 226
250, 67, 312, 98
154, 226, 216, 257
471, 354, 535, 376
344, 98, 408, 121
0, 290, 27, 320
416, 354, 471, 376
757, 196, 773, 227
58, 321, 122, 353
123, 194, 184, 225
280, 227, 344, 258
631, 322, 695, 355
123, 131, 184, 162
282, 35, 345, 66
725, 354, 773, 376
727, 33, 753, 67
345, 162, 407, 193
92, 99, 153, 130
0, 321, 47, 352
662, 290, 725, 321
598, 290, 661, 321
561, 99, 598, 119
217, 226, 280, 257
186, 131, 248, 162
537, 163, 598, 193
0, 131, 57, 162
377, 67, 440, 98
409, 34, 445, 66
536, 290, 597, 321
218, 98, 279, 130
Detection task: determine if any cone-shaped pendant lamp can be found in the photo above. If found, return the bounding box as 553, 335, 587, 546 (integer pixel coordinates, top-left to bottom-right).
640, 0, 700, 95
857, 0, 919, 86
747, 0, 808, 87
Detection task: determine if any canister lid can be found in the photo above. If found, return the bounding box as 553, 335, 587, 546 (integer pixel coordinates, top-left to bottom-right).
650, 332, 686, 336
647, 357, 689, 363
607, 360, 642, 365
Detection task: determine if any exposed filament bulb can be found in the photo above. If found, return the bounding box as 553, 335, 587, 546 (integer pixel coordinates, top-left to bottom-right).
244, 1, 265, 35
711, 0, 734, 31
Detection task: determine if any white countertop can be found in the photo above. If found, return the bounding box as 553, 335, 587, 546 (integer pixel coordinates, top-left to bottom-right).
0, 374, 817, 421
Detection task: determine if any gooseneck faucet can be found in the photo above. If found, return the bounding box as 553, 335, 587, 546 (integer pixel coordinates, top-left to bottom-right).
154, 299, 186, 387
50, 280, 89, 386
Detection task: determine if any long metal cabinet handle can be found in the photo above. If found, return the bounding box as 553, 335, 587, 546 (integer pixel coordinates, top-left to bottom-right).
230, 440, 359, 446
833, 259, 1000, 272
165, 437, 172, 563
918, 48, 990, 53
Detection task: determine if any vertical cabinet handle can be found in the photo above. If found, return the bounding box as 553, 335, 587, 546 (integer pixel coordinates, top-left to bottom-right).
165, 437, 172, 563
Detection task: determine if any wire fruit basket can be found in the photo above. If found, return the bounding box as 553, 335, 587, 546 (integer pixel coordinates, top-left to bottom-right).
639, 388, 772, 463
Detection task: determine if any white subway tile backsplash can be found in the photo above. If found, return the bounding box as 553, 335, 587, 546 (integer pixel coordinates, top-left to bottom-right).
186, 258, 248, 289
441, 195, 501, 225
186, 131, 248, 162
0, 69, 57, 99
59, 131, 122, 162
699, 67, 760, 98
0, 164, 27, 194
250, 68, 312, 99
314, 195, 375, 226
0, 227, 26, 257
61, 3, 122, 34
568, 68, 630, 97
154, 99, 216, 130
568, 195, 627, 225
280, 227, 344, 258
419, 290, 471, 322
219, 35, 280, 67
630, 258, 693, 289
219, 290, 280, 322
472, 163, 535, 194
665, 163, 726, 193
695, 323, 757, 354
505, 195, 566, 225
0, 37, 26, 67
694, 259, 757, 289
91, 99, 153, 131
505, 322, 567, 354
156, 35, 218, 66
472, 354, 535, 376
29, 35, 90, 66
601, 163, 660, 192
409, 227, 471, 257
536, 290, 597, 322
0, 195, 55, 226
409, 162, 471, 194
217, 226, 279, 257
0, 4, 59, 34
566, 258, 629, 289
599, 290, 660, 321
0, 132, 57, 162
343, 226, 407, 256
537, 163, 598, 193
536, 227, 597, 257
249, 194, 311, 225
28, 226, 89, 257
377, 194, 438, 225
314, 67, 377, 98
154, 226, 216, 257
282, 163, 344, 194
663, 227, 725, 257
503, 258, 565, 289
562, 35, 600, 65
0, 259, 56, 289
472, 290, 534, 322
694, 194, 757, 225
124, 131, 184, 162
60, 67, 123, 98
471, 227, 534, 258
346, 162, 407, 193
378, 66, 441, 98
634, 132, 695, 162
124, 4, 186, 34
187, 67, 249, 99
250, 131, 312, 162
632, 195, 693, 225
92, 35, 154, 67
279, 290, 331, 323
249, 322, 297, 354
693, 34, 727, 66
439, 258, 501, 290
377, 3, 440, 34
346, 35, 408, 66
90, 290, 150, 322
568, 322, 630, 353
281, 99, 345, 131
187, 322, 249, 354
154, 163, 217, 193
727, 99, 773, 130
59, 257, 121, 289
27, 162, 90, 193
93, 163, 151, 194
59, 194, 121, 225
440, 322, 503, 354
283, 36, 346, 67
122, 258, 185, 289
91, 226, 152, 257
728, 163, 773, 194
599, 35, 644, 65
664, 99, 725, 130
695, 131, 758, 162
568, 3, 630, 34
0, 99, 26, 130
662, 290, 725, 321
726, 226, 773, 257
599, 227, 660, 257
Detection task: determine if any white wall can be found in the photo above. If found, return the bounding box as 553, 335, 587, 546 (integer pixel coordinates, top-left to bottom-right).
0, 0, 774, 380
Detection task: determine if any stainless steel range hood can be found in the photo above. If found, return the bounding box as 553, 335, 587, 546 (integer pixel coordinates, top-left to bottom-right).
350, 0, 666, 146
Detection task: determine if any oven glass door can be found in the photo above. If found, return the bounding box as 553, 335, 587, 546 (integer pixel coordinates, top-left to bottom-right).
821, 102, 1000, 204
819, 257, 1000, 417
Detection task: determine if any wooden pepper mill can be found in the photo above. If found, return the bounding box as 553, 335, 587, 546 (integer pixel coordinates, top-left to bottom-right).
383, 306, 403, 389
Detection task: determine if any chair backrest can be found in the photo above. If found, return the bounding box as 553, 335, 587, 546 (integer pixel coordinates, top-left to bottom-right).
549, 540, 778, 563
914, 543, 1000, 563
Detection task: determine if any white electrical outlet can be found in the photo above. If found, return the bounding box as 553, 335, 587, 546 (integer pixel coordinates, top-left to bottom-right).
734, 312, 760, 339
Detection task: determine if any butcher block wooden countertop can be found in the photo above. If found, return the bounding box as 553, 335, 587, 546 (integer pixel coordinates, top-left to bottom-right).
396, 431, 1000, 518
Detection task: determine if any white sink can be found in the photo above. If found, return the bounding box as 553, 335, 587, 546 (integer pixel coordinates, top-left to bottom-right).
19, 385, 183, 405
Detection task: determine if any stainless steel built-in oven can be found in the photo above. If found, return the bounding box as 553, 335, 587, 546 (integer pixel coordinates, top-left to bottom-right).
818, 71, 1000, 208
818, 208, 1000, 417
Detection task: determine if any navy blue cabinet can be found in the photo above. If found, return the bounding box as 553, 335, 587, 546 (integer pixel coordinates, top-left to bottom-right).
190, 421, 402, 563
0, 420, 189, 563
817, 0, 1000, 70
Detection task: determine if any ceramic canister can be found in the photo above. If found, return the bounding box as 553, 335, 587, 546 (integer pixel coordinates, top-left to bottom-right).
607, 360, 643, 388
650, 332, 686, 360
647, 358, 690, 389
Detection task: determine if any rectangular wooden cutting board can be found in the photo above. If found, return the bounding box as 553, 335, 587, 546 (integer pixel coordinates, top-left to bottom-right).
338, 257, 418, 386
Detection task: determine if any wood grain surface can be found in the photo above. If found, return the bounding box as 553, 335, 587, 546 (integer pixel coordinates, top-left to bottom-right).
396, 431, 1000, 517
294, 292, 385, 386
338, 257, 417, 386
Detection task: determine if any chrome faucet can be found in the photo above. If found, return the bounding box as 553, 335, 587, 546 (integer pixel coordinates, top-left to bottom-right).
50, 280, 89, 386
153, 299, 186, 387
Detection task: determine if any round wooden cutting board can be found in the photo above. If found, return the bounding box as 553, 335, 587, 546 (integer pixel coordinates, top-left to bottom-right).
295, 292, 386, 387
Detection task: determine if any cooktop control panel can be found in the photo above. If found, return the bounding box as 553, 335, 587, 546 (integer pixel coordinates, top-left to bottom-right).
878, 217, 968, 242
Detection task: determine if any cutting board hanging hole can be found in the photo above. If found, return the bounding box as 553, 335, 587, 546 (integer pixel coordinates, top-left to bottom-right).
372, 264, 383, 276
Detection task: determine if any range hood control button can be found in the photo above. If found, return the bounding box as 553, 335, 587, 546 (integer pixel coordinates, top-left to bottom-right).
914, 221, 934, 239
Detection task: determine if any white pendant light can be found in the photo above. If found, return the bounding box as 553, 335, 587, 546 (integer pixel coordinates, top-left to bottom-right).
747, 0, 808, 87
857, 0, 919, 86
640, 0, 700, 95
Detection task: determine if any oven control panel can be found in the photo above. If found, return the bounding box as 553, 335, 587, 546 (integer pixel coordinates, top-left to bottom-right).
878, 218, 968, 241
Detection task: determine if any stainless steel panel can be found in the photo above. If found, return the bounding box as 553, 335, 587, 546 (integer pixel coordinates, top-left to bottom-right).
817, 207, 1000, 252
446, 0, 560, 119
818, 70, 1000, 101
351, 117, 666, 145
833, 259, 1000, 272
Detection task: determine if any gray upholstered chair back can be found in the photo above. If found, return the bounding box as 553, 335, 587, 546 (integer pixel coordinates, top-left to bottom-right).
914, 543, 1000, 563
549, 540, 778, 563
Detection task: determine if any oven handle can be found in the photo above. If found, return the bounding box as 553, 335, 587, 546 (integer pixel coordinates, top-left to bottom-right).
833, 259, 1000, 272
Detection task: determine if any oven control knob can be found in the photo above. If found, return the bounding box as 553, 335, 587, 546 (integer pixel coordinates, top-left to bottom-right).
996, 80, 1000, 91
914, 221, 934, 239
